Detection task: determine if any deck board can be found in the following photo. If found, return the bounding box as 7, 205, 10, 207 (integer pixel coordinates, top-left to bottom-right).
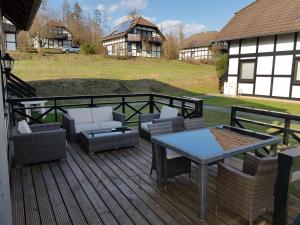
11, 139, 300, 225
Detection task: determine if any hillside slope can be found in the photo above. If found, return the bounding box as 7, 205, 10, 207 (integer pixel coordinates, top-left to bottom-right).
12, 53, 218, 96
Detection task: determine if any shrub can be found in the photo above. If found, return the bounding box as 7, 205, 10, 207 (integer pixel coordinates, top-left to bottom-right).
214, 53, 228, 77
80, 43, 97, 54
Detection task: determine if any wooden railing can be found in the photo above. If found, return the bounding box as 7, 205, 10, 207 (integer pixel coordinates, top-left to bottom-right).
7, 73, 36, 98
231, 106, 300, 146
7, 93, 203, 126
273, 148, 300, 225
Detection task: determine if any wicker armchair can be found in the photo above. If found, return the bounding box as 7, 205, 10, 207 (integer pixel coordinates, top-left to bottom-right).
12, 123, 66, 166
184, 118, 206, 130
139, 113, 184, 140
149, 121, 191, 182
216, 153, 278, 225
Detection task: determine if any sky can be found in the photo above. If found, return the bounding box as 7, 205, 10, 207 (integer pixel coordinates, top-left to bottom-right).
49, 0, 254, 36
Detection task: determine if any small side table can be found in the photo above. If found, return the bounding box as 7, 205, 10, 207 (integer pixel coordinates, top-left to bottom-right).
21, 100, 48, 122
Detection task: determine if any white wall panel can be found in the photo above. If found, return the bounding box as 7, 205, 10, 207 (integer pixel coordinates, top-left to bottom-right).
6, 42, 16, 51
257, 56, 273, 75
276, 33, 294, 52
272, 77, 291, 97
240, 38, 257, 54
292, 86, 300, 98
274, 55, 293, 75
229, 41, 239, 55
238, 83, 253, 95
258, 36, 274, 53
255, 77, 271, 95
228, 58, 239, 75
224, 76, 237, 96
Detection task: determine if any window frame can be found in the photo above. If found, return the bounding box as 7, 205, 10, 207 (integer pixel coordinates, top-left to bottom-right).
293, 57, 300, 85
238, 59, 256, 83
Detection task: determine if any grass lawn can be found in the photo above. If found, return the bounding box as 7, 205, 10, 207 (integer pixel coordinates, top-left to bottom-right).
203, 95, 300, 115
12, 52, 218, 96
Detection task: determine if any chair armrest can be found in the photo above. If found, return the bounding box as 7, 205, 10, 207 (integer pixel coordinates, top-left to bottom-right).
62, 114, 75, 141
30, 123, 61, 132
113, 111, 125, 126
153, 116, 184, 132
13, 129, 66, 150
139, 113, 160, 124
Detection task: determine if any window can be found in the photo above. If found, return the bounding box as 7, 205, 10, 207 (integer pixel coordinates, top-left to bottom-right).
294, 58, 300, 84
136, 43, 142, 53
239, 60, 256, 81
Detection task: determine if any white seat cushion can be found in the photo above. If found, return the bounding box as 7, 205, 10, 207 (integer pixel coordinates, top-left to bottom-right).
98, 121, 122, 129
141, 121, 152, 131
18, 120, 32, 134
160, 106, 178, 119
166, 149, 182, 159
91, 107, 113, 123
75, 123, 100, 133
68, 108, 93, 124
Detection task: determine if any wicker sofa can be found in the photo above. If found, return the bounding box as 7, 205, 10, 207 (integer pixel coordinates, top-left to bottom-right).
12, 123, 66, 166
139, 106, 184, 140
216, 153, 278, 225
62, 107, 125, 141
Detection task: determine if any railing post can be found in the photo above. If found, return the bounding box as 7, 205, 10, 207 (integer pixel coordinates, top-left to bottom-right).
181, 100, 185, 118
283, 118, 291, 146
90, 97, 94, 108
169, 98, 173, 107
54, 100, 58, 122
122, 96, 126, 114
194, 99, 203, 118
230, 107, 237, 126
11, 103, 16, 126
149, 94, 154, 113
273, 148, 300, 225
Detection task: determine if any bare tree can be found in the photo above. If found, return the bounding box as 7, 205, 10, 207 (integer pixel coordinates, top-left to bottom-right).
62, 0, 71, 23
163, 33, 179, 59
29, 0, 51, 53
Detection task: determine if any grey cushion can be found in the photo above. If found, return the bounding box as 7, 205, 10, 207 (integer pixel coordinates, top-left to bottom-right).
166, 149, 182, 159
141, 121, 153, 131
160, 106, 179, 119
91, 107, 113, 123
75, 123, 100, 133
68, 108, 93, 124
98, 121, 122, 129
18, 120, 32, 134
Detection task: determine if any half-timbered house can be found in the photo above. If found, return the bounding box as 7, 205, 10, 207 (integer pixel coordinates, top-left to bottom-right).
216, 0, 300, 100
179, 31, 227, 61
32, 21, 77, 50
102, 16, 165, 58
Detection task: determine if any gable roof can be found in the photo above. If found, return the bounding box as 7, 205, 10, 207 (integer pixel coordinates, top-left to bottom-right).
102, 16, 164, 41
179, 31, 218, 50
216, 0, 300, 41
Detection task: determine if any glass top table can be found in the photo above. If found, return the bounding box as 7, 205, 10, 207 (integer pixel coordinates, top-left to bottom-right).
151, 125, 281, 222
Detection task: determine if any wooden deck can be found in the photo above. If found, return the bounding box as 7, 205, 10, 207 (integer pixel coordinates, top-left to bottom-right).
11, 138, 300, 225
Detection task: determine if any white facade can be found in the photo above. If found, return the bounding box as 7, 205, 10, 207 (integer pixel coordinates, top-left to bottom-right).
102, 26, 162, 58
179, 47, 213, 61
224, 33, 300, 100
